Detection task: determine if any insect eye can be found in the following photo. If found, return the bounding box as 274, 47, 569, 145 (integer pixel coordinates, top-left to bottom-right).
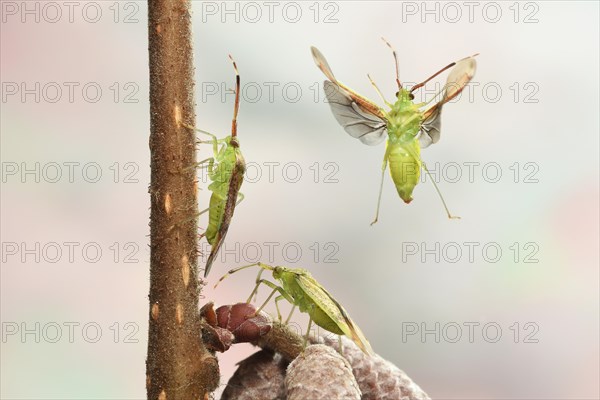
395, 91, 400, 98
409, 93, 415, 100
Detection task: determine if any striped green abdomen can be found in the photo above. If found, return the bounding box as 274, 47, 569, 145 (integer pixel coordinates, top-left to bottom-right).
277, 269, 345, 335
388, 141, 421, 203
205, 192, 225, 244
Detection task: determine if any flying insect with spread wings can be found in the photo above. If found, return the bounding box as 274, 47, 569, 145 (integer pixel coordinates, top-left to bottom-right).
311, 40, 477, 225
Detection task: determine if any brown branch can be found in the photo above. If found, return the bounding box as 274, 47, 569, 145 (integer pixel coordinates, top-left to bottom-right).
255, 321, 305, 361
146, 0, 219, 398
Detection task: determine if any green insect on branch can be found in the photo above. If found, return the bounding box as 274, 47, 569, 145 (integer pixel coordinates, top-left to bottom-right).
190, 56, 246, 278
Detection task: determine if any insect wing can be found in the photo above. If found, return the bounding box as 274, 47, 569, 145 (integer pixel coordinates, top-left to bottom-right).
326, 295, 374, 355
295, 273, 374, 355
420, 55, 477, 146
204, 150, 245, 277
417, 105, 442, 148
311, 46, 385, 116
311, 46, 338, 82
443, 55, 477, 103
323, 81, 387, 146
312, 46, 388, 146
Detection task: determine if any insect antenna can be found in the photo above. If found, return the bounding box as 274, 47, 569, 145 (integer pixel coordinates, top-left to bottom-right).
381, 37, 402, 91
410, 61, 456, 93
229, 54, 241, 138
214, 262, 273, 289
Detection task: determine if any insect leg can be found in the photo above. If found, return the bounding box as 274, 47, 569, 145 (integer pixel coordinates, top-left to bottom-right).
252, 279, 293, 316
187, 125, 225, 165
367, 74, 392, 107
204, 134, 220, 161
185, 124, 224, 179
255, 286, 279, 316
183, 122, 222, 149
182, 157, 215, 174
284, 304, 297, 325
197, 198, 224, 217
246, 268, 267, 303
195, 157, 216, 172
304, 318, 314, 350
371, 146, 391, 226
422, 161, 460, 219
273, 294, 288, 322
197, 157, 214, 165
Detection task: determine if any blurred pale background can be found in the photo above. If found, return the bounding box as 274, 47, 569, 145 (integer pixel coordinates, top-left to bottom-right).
1, 1, 598, 399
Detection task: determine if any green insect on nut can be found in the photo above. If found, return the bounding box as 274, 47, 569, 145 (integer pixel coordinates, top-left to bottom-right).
216, 263, 374, 356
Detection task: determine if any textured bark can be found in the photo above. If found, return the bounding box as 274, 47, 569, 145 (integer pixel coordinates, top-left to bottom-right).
146, 0, 219, 398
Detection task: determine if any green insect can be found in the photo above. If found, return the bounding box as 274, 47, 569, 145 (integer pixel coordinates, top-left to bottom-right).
188, 56, 245, 277
216, 262, 374, 355
311, 40, 477, 225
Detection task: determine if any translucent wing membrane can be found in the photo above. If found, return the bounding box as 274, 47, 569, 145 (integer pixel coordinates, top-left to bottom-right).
443, 55, 477, 103
295, 273, 374, 355
323, 81, 387, 146
312, 46, 388, 146
417, 106, 442, 148
311, 46, 337, 82
420, 55, 477, 147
